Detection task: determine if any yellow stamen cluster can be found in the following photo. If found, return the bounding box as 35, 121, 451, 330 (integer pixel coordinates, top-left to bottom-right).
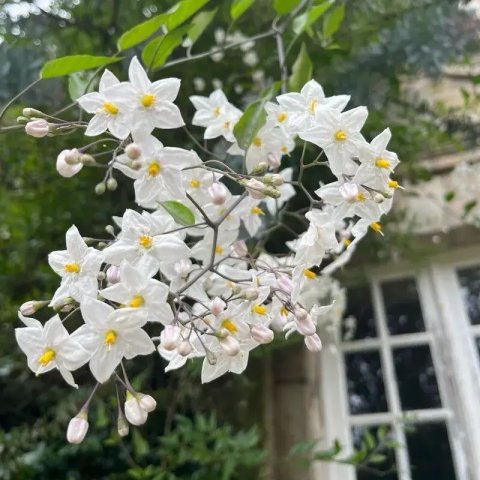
251, 206, 264, 215
221, 319, 237, 334
38, 348, 55, 366
280, 146, 288, 154
252, 136, 262, 147
141, 94, 155, 108
190, 179, 200, 188
343, 239, 352, 247
303, 268, 317, 279
308, 98, 318, 114
103, 101, 119, 115
129, 295, 145, 308
370, 222, 382, 234
375, 157, 390, 169
138, 234, 153, 249
356, 192, 366, 202
388, 179, 399, 189
213, 106, 221, 117
64, 262, 81, 274
104, 330, 118, 346
252, 304, 267, 315
277, 112, 288, 122
334, 130, 347, 141
280, 306, 289, 316
215, 245, 223, 254
147, 161, 161, 177
223, 121, 230, 129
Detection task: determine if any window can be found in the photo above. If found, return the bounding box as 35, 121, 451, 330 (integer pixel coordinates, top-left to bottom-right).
320, 248, 480, 480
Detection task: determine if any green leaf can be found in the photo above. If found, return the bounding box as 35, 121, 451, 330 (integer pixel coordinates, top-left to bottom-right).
188, 8, 218, 45
363, 430, 375, 451
132, 429, 149, 457
161, 200, 195, 226
233, 82, 280, 151
40, 55, 121, 79
231, 0, 256, 21
292, 1, 332, 36
166, 0, 211, 31
273, 0, 301, 15
323, 3, 345, 38
142, 25, 190, 70
464, 200, 477, 217
117, 14, 167, 51
444, 191, 455, 202
67, 71, 96, 100
288, 43, 312, 92
368, 453, 387, 465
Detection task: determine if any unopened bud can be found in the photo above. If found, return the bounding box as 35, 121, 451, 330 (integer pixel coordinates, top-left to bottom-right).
208, 182, 228, 205
105, 225, 115, 236
178, 340, 193, 356
56, 149, 83, 178
251, 324, 274, 344
16, 116, 29, 124
243, 287, 258, 301
373, 193, 384, 204
117, 412, 129, 437
66, 411, 89, 444
277, 275, 294, 295
138, 394, 157, 413
251, 162, 268, 175
383, 190, 393, 199
210, 297, 226, 316
95, 182, 106, 195
106, 178, 118, 191
231, 284, 242, 295
97, 242, 107, 249
124, 393, 148, 426
304, 333, 322, 352
25, 119, 49, 138
20, 300, 48, 316
64, 149, 81, 165
295, 309, 316, 336
219, 335, 240, 356
106, 265, 121, 284
80, 154, 96, 166
125, 143, 142, 160
160, 325, 181, 351
263, 186, 281, 198
267, 152, 281, 168
270, 174, 284, 186
244, 178, 266, 200
97, 271, 106, 281
22, 108, 45, 118
131, 159, 143, 170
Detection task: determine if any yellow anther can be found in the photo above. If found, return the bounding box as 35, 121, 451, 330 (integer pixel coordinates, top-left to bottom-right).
375, 157, 390, 169
277, 112, 288, 122
370, 222, 383, 234
280, 306, 289, 316
104, 330, 118, 346
223, 121, 230, 129
138, 234, 153, 249
141, 94, 155, 108
303, 268, 317, 279
388, 179, 399, 189
190, 179, 200, 188
356, 192, 366, 202
64, 263, 80, 274
221, 319, 237, 334
343, 238, 352, 247
334, 130, 347, 141
103, 101, 119, 115
280, 146, 288, 154
308, 98, 318, 114
215, 245, 223, 254
252, 136, 262, 147
129, 295, 145, 308
213, 106, 221, 117
38, 348, 55, 366
252, 304, 267, 315
147, 161, 161, 177
251, 206, 264, 215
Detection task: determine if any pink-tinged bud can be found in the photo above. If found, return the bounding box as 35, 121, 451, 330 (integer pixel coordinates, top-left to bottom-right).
295, 311, 317, 336
106, 265, 121, 285
245, 178, 266, 199
243, 288, 258, 301
66, 412, 89, 444
210, 297, 226, 316
124, 393, 148, 426
339, 182, 359, 203
251, 324, 274, 344
25, 119, 49, 138
138, 394, 157, 413
160, 325, 181, 351
267, 152, 281, 168
131, 159, 143, 170
277, 275, 294, 295
178, 340, 193, 356
233, 240, 248, 257
174, 258, 191, 277
125, 143, 142, 160
208, 182, 227, 205
219, 335, 240, 356
270, 174, 284, 186
304, 333, 322, 352
117, 413, 129, 437
294, 307, 309, 321
56, 149, 83, 178
20, 300, 48, 316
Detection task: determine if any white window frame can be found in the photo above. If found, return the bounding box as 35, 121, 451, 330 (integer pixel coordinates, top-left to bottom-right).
319, 245, 480, 480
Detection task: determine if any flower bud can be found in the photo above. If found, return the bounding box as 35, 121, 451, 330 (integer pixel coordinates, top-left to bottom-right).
106, 178, 118, 191
16, 116, 29, 124
80, 154, 96, 166
138, 394, 157, 413
125, 143, 142, 160
95, 182, 106, 195
243, 287, 258, 301
64, 149, 81, 165
56, 149, 83, 178
208, 182, 227, 205
263, 186, 281, 198
244, 178, 266, 200
251, 324, 274, 344
339, 182, 359, 203
277, 275, 293, 295
97, 271, 106, 281
25, 119, 49, 138
131, 159, 143, 170
267, 152, 281, 168
66, 411, 89, 444
219, 335, 240, 356
117, 412, 129, 437
304, 333, 322, 352
270, 174, 284, 186
105, 224, 115, 236
251, 162, 268, 175
20, 300, 48, 316
160, 325, 181, 351
206, 349, 217, 365
231, 284, 242, 295
22, 108, 45, 118
124, 393, 148, 426
210, 297, 226, 316
106, 265, 121, 284
373, 193, 384, 204
178, 340, 193, 356
295, 310, 317, 337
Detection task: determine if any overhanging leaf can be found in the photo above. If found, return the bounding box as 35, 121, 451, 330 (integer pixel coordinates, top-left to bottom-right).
188, 8, 218, 45
166, 0, 211, 31
117, 14, 167, 51
288, 43, 312, 92
142, 26, 190, 70
161, 201, 195, 226
323, 3, 345, 38
292, 1, 332, 36
230, 0, 256, 21
273, 0, 301, 15
40, 55, 122, 79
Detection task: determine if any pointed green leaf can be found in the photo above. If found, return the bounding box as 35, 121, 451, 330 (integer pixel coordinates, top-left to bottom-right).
40, 55, 121, 79
161, 201, 195, 226
231, 0, 256, 21
293, 1, 332, 36
68, 71, 96, 100
444, 191, 455, 202
142, 26, 190, 70
323, 3, 345, 38
188, 8, 218, 45
117, 14, 167, 51
273, 0, 301, 15
166, 0, 211, 31
288, 43, 312, 92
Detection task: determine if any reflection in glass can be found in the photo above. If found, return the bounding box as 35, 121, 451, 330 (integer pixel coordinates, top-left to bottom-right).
457, 265, 480, 325
381, 278, 425, 335
393, 346, 441, 410
345, 351, 388, 414
406, 423, 456, 480
342, 286, 377, 341
351, 426, 398, 480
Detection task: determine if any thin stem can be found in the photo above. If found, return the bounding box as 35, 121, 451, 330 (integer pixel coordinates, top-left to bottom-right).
0, 78, 42, 123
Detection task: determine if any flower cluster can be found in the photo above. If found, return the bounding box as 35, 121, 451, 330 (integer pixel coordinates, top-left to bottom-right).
19, 57, 400, 441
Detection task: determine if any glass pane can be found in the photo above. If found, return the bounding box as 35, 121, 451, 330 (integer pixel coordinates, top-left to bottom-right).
342, 286, 377, 341
457, 265, 480, 325
393, 345, 441, 410
351, 426, 398, 480
406, 423, 456, 480
381, 278, 425, 335
345, 351, 388, 414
